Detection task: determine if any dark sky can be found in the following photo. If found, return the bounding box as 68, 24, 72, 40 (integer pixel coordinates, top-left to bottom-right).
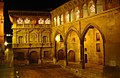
4, 0, 69, 34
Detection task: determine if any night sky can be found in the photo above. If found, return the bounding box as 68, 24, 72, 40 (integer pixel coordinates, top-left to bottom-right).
4, 0, 69, 34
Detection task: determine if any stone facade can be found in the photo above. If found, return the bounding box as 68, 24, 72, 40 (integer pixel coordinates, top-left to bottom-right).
9, 11, 52, 65
9, 0, 120, 69
50, 0, 120, 68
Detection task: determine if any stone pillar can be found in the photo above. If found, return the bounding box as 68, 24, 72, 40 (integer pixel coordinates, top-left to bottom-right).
80, 42, 85, 69
53, 41, 57, 64
64, 43, 68, 66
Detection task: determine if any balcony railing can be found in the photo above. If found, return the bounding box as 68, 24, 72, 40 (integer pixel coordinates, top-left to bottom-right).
12, 42, 52, 48
15, 24, 51, 28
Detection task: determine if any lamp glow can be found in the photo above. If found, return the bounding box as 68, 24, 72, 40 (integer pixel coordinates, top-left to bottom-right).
55, 34, 60, 42
4, 41, 8, 46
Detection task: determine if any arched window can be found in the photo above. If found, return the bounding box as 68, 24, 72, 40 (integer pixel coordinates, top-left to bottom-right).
88, 0, 95, 15
54, 17, 57, 26
70, 9, 74, 22
83, 4, 88, 17
60, 14, 63, 25
97, 0, 103, 13
65, 11, 69, 23
75, 7, 80, 20
38, 18, 44, 24
57, 16, 60, 26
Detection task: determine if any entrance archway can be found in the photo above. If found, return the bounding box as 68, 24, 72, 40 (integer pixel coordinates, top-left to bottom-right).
66, 30, 80, 64
81, 24, 105, 69
29, 51, 38, 64
68, 50, 75, 62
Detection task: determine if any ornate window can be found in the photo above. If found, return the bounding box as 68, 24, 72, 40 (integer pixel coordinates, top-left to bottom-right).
75, 7, 80, 20
24, 18, 30, 24
17, 18, 23, 24
65, 11, 69, 23
30, 34, 37, 42
43, 36, 47, 43
89, 0, 95, 15
18, 36, 23, 43
38, 18, 44, 24
70, 9, 74, 22
83, 4, 88, 17
45, 18, 50, 24
54, 17, 57, 26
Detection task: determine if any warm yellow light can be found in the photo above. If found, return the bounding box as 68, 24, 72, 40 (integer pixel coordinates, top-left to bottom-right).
55, 34, 60, 42
4, 41, 8, 46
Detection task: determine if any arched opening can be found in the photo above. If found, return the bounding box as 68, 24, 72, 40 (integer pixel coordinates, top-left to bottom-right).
55, 33, 64, 63
82, 25, 104, 69
58, 49, 65, 61
66, 30, 80, 65
29, 51, 38, 64
68, 50, 75, 62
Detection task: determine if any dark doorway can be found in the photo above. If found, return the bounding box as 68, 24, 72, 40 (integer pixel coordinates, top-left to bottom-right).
58, 49, 64, 60
29, 51, 38, 64
68, 50, 75, 62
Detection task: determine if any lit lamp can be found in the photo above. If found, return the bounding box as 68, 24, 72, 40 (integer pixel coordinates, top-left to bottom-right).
4, 41, 8, 46
55, 34, 60, 42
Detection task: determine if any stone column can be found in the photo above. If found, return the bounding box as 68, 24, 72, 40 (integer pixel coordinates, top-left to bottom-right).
64, 43, 68, 66
80, 42, 85, 69
53, 41, 57, 64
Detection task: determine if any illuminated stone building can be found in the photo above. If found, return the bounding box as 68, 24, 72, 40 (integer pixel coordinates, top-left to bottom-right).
50, 0, 120, 69
0, 0, 4, 63
9, 0, 120, 70
9, 11, 52, 64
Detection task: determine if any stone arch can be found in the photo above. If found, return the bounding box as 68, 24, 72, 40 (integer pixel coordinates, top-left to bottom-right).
29, 51, 38, 64
65, 26, 81, 65
81, 23, 105, 43
65, 26, 80, 44
81, 23, 105, 68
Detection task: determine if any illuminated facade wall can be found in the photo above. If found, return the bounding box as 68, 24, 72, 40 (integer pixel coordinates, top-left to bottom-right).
51, 0, 120, 68
9, 11, 52, 64
0, 1, 4, 58
9, 0, 120, 68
